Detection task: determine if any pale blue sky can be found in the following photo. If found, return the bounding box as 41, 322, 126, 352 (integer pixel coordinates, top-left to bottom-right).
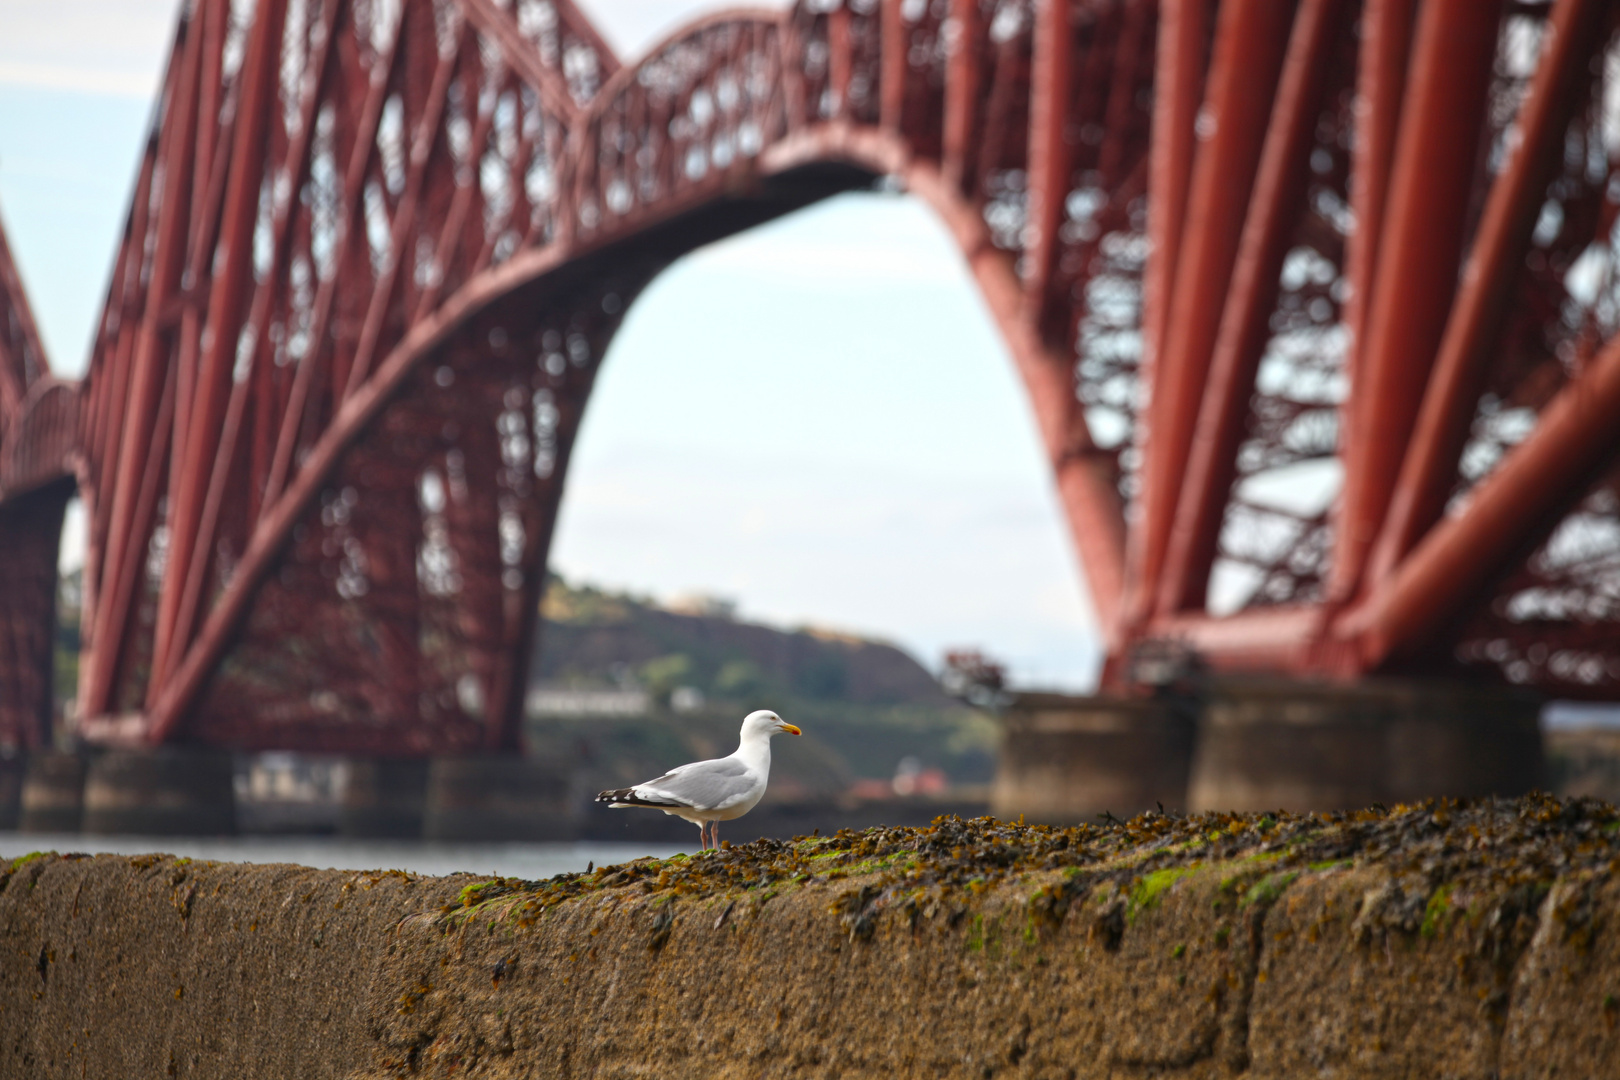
0, 0, 1102, 688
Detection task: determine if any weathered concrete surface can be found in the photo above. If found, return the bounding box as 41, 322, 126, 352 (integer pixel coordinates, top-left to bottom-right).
0, 853, 465, 1077
4, 797, 1620, 1078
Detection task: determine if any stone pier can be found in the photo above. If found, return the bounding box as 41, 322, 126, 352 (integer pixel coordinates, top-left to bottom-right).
995, 680, 1545, 817
81, 747, 237, 835
338, 758, 429, 838
17, 749, 85, 832
0, 750, 23, 830
423, 756, 578, 841
1187, 678, 1545, 812
992, 693, 1196, 822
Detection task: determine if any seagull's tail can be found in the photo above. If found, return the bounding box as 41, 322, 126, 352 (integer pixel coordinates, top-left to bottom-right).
596, 787, 685, 810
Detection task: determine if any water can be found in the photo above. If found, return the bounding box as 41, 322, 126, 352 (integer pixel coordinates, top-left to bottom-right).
0, 834, 688, 881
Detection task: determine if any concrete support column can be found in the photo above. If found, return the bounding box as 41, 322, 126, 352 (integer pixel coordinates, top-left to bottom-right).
0, 749, 25, 829
424, 756, 578, 841
1188, 678, 1544, 812
992, 694, 1196, 822
82, 747, 237, 835
19, 750, 86, 833
339, 759, 429, 838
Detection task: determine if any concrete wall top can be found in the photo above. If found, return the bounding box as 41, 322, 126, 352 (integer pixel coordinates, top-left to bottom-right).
2, 797, 1619, 1077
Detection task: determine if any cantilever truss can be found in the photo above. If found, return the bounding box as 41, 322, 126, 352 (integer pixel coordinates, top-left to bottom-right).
3, 0, 1620, 753
0, 204, 76, 749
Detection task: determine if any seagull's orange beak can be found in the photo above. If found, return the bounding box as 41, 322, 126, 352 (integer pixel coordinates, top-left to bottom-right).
782, 723, 802, 735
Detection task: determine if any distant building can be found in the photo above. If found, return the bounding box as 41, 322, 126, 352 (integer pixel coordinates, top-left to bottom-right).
525, 687, 651, 718
234, 752, 349, 833
670, 686, 706, 713
664, 593, 738, 620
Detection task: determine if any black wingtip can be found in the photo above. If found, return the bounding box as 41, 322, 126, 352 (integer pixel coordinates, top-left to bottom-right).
596, 788, 688, 810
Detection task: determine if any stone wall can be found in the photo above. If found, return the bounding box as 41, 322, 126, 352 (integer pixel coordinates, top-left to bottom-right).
3, 798, 1619, 1078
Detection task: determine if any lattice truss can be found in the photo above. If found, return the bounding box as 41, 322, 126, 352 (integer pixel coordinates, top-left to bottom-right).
4, 0, 1620, 755
0, 208, 73, 751
1117, 0, 1620, 701
73, 0, 626, 751
53, 0, 1153, 752
1202, 15, 1357, 615
1453, 10, 1620, 693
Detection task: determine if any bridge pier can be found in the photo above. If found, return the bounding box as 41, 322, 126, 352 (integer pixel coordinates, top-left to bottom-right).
339, 759, 429, 838
18, 749, 85, 832
1187, 678, 1545, 812
992, 694, 1196, 823
994, 680, 1545, 819
423, 757, 578, 842
81, 747, 236, 835
0, 748, 26, 829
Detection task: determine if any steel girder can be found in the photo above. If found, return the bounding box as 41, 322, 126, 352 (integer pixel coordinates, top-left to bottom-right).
0, 202, 75, 750
0, 0, 1614, 755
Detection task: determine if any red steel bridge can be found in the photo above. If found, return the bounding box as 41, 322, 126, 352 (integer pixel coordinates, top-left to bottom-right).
2, 0, 1620, 756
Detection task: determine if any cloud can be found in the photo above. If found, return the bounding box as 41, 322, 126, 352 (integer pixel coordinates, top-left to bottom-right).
0, 0, 179, 100
577, 0, 793, 61
549, 446, 1102, 687
0, 60, 161, 99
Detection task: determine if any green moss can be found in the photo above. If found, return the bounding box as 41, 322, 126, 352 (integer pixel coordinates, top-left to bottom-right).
966, 912, 985, 952
1129, 866, 1197, 922
459, 881, 496, 907
418, 795, 1620, 946
1171, 943, 1186, 959
1308, 858, 1353, 871
8, 851, 49, 873
1216, 850, 1282, 888
1240, 871, 1299, 909
840, 855, 907, 877
1420, 883, 1456, 939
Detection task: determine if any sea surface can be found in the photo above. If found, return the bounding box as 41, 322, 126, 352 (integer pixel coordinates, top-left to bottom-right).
0, 834, 687, 881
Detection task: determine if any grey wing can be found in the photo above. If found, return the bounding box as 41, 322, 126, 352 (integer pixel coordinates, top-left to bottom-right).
639, 758, 756, 812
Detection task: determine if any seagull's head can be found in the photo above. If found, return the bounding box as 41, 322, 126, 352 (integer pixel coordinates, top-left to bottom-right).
741, 709, 801, 738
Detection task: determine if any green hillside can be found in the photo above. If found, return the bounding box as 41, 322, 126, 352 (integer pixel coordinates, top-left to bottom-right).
526, 578, 998, 797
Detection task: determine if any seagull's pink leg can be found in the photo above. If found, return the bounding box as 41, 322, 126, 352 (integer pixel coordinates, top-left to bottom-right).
713, 820, 720, 848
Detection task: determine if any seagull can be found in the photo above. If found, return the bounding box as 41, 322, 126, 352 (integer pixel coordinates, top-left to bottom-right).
596, 709, 801, 850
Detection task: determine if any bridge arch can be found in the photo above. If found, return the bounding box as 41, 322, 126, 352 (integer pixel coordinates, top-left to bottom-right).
47, 0, 1620, 753
60, 0, 1143, 752
171, 128, 1133, 754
